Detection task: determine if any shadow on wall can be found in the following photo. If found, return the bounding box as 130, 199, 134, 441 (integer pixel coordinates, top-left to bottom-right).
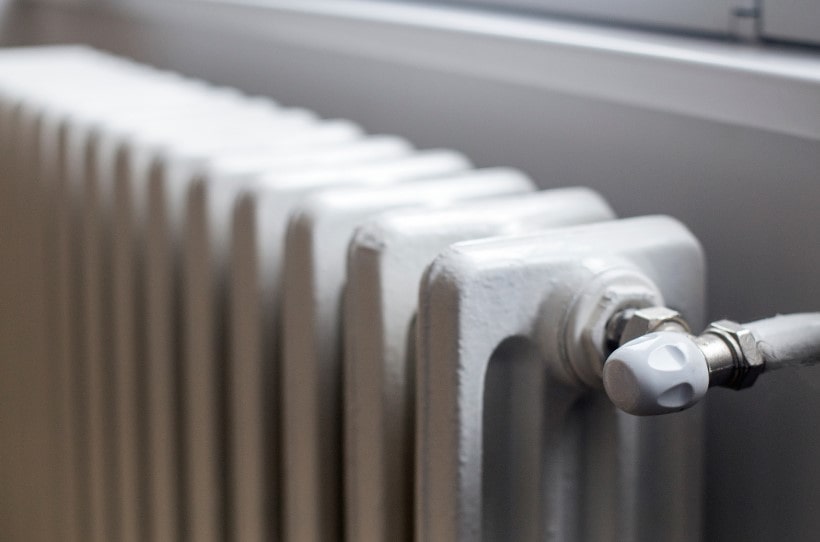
0, 0, 16, 46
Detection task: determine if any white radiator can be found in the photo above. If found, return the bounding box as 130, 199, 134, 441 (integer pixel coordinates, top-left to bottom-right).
0, 46, 705, 542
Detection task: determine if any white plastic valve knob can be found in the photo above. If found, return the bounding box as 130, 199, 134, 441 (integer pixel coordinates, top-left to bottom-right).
603, 331, 709, 416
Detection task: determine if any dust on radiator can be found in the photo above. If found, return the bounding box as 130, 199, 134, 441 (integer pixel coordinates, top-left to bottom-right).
0, 46, 705, 542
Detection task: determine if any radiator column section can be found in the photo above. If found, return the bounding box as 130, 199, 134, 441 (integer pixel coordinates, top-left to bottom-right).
0, 46, 711, 542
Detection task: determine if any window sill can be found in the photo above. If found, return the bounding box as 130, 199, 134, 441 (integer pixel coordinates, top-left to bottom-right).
15, 0, 820, 140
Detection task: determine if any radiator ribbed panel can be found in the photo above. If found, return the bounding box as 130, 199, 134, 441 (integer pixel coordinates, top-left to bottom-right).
0, 46, 704, 542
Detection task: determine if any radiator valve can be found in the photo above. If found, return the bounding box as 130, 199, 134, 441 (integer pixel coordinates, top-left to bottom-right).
602, 310, 820, 416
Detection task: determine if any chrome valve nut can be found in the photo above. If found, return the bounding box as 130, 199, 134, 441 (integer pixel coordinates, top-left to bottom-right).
704, 320, 764, 389
619, 306, 691, 345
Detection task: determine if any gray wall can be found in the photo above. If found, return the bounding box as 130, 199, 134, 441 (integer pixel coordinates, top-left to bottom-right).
2, 2, 820, 540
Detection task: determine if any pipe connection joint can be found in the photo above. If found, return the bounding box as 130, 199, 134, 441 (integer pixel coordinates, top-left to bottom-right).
697, 320, 764, 390
602, 308, 768, 416
605, 306, 690, 349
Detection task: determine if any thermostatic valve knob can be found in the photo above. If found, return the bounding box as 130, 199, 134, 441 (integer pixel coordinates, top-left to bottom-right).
604, 331, 709, 415
602, 312, 820, 416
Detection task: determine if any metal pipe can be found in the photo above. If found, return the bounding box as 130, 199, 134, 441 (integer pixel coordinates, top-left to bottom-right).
745, 313, 820, 371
